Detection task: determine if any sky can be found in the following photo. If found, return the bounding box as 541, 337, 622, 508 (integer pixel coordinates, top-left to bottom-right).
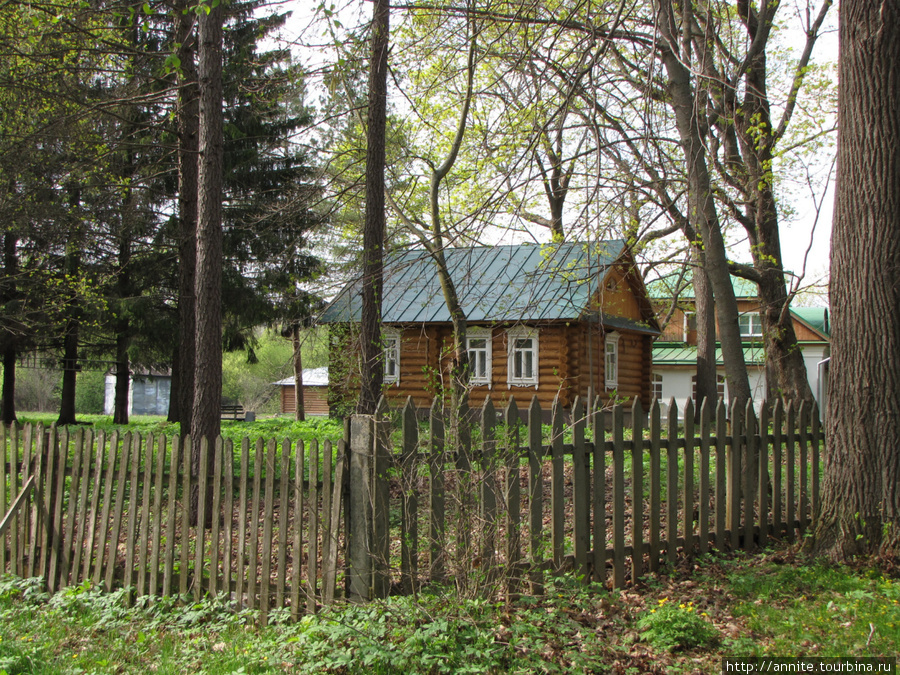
270, 0, 837, 303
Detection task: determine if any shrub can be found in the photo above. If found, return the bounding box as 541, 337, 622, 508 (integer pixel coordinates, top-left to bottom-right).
637, 598, 719, 652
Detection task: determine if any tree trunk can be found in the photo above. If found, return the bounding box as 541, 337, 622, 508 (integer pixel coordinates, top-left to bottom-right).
292, 324, 305, 422
113, 332, 129, 424
1, 346, 16, 424
191, 0, 224, 447
172, 0, 199, 432
58, 185, 83, 427
805, 0, 900, 561
357, 0, 389, 416
692, 249, 718, 413
656, 0, 751, 407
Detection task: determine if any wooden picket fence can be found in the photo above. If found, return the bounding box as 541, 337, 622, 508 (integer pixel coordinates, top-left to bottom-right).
0, 394, 821, 615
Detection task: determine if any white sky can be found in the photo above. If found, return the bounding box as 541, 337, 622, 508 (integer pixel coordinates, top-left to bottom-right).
269, 1, 836, 300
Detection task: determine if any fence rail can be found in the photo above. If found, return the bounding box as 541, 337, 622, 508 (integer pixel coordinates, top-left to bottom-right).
0, 394, 821, 616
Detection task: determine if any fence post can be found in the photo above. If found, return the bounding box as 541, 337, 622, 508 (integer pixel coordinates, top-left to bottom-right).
429, 397, 445, 583
571, 397, 589, 581
527, 396, 543, 595
550, 396, 564, 569
631, 398, 644, 582
401, 397, 419, 594
347, 399, 390, 602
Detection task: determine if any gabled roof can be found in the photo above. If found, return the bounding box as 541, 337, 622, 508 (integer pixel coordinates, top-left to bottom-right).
647, 271, 759, 300
790, 307, 830, 338
274, 367, 329, 387
320, 240, 644, 324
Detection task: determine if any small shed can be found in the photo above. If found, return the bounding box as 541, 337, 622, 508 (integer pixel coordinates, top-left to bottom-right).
103, 370, 172, 417
274, 367, 330, 416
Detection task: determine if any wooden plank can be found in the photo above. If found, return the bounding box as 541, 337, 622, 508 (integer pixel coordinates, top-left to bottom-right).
683, 399, 695, 555
137, 434, 154, 598
82, 431, 105, 584
193, 436, 210, 602
715, 399, 727, 551
550, 396, 564, 569
19, 424, 32, 577
649, 399, 662, 571
631, 398, 644, 582
373, 397, 391, 599
611, 404, 626, 589
260, 439, 276, 624
8, 424, 18, 576
743, 402, 756, 548
61, 428, 83, 587
798, 402, 809, 534
209, 438, 224, 598
527, 395, 543, 594
179, 436, 192, 596
95, 431, 119, 587
222, 439, 235, 604
811, 404, 821, 523
236, 437, 251, 609
0, 476, 35, 539
591, 401, 606, 585
307, 437, 319, 612
107, 432, 132, 592
785, 402, 796, 544
162, 435, 180, 598
48, 426, 66, 590
727, 401, 742, 550
481, 396, 497, 570
667, 399, 679, 563
276, 439, 291, 609
401, 397, 419, 593
290, 438, 304, 620
247, 438, 264, 609
503, 397, 521, 595
699, 399, 711, 555
30, 424, 47, 580
149, 435, 167, 598
125, 433, 143, 595
70, 429, 93, 586
758, 403, 770, 547
322, 439, 333, 564
322, 439, 345, 605
772, 400, 783, 540
429, 397, 446, 583
571, 397, 589, 581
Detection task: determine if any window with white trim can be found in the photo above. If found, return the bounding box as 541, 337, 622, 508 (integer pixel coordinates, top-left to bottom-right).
466, 328, 492, 386
605, 332, 620, 389
692, 374, 726, 401
651, 373, 663, 401
507, 327, 539, 387
738, 313, 763, 337
383, 328, 400, 385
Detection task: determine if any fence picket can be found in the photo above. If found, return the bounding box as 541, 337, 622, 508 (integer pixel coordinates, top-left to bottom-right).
786, 402, 796, 544
162, 435, 180, 598
108, 432, 131, 592
429, 398, 445, 583
728, 402, 742, 550
401, 398, 419, 593
571, 397, 588, 581
0, 423, 6, 573
137, 433, 154, 597
290, 438, 304, 619
527, 396, 543, 594
612, 404, 626, 589
772, 400, 783, 540
179, 436, 192, 596
799, 402, 809, 534
70, 428, 93, 585
481, 396, 497, 570
699, 399, 711, 554
28, 424, 44, 580
209, 438, 224, 598
591, 400, 606, 585
322, 439, 346, 606
758, 403, 770, 547
149, 435, 167, 598
683, 399, 695, 555
223, 439, 235, 603
631, 398, 644, 582
307, 437, 319, 613
61, 428, 83, 586
47, 426, 66, 591
743, 402, 756, 548
666, 399, 679, 563
503, 397, 521, 593
260, 439, 277, 624
247, 438, 264, 609
649, 399, 662, 571
276, 439, 291, 609
811, 404, 821, 521
7, 425, 18, 576
236, 438, 251, 609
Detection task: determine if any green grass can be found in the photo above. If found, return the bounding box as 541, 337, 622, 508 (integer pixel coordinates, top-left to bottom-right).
1, 550, 898, 674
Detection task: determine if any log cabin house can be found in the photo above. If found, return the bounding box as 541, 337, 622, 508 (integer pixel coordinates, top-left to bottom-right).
319, 241, 661, 414
274, 367, 330, 416
648, 273, 831, 412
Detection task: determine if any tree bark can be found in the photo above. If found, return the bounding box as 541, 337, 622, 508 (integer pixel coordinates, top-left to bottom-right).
357, 0, 389, 416
692, 248, 718, 413
292, 324, 305, 422
655, 0, 752, 407
171, 0, 199, 431
1, 231, 18, 424
805, 0, 900, 561
191, 0, 224, 445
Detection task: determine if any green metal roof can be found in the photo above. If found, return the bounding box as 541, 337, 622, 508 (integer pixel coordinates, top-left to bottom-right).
647, 271, 760, 300
320, 241, 630, 324
790, 307, 830, 337
653, 344, 766, 365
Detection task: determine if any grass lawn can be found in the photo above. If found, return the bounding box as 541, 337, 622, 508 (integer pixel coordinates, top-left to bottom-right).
0, 548, 898, 674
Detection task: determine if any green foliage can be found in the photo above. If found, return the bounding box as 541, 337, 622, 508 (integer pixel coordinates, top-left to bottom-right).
74, 369, 106, 415
636, 597, 719, 652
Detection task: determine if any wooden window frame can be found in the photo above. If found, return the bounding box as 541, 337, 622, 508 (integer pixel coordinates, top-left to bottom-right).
605, 331, 620, 390
466, 327, 492, 388
506, 327, 539, 388
383, 327, 400, 385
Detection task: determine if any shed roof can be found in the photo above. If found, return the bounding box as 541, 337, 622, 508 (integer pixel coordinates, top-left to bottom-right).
274, 367, 329, 387
320, 241, 632, 324
790, 307, 830, 338
647, 271, 759, 300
